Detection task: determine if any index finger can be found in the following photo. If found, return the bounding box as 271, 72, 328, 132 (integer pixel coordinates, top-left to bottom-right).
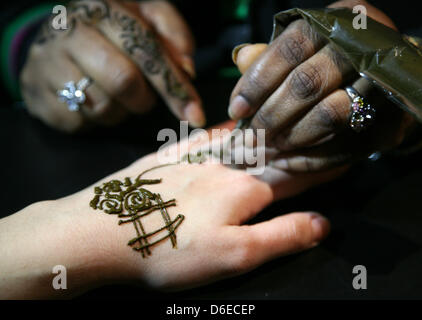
228, 19, 325, 120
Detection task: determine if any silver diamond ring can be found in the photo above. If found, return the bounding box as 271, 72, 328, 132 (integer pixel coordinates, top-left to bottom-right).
57, 77, 92, 112
345, 86, 376, 133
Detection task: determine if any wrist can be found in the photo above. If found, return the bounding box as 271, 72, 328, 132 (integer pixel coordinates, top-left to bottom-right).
52, 192, 141, 294
0, 195, 128, 298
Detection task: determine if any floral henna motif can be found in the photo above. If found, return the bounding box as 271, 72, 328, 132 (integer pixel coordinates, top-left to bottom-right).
89, 166, 184, 257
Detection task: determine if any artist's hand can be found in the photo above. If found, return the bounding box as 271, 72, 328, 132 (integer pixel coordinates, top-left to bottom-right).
229, 0, 415, 172
0, 127, 335, 298
21, 0, 205, 132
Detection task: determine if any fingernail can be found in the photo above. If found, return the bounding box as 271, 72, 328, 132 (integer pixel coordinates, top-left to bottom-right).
181, 55, 196, 78
228, 95, 250, 120
244, 128, 257, 149
232, 43, 250, 65
270, 158, 288, 170
184, 101, 206, 128
310, 212, 330, 244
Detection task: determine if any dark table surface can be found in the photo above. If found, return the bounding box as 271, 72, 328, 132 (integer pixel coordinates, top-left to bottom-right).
2, 77, 422, 300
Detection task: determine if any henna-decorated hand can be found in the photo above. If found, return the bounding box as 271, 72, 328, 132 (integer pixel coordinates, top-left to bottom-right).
0, 123, 339, 298
229, 0, 417, 172
21, 0, 205, 132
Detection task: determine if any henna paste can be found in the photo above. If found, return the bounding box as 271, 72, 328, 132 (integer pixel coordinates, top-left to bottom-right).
90, 163, 184, 257
89, 151, 220, 257
113, 11, 190, 101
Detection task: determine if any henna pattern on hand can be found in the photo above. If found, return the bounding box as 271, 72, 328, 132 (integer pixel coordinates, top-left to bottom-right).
89, 164, 184, 257
88, 154, 218, 257
113, 11, 190, 101
35, 0, 190, 103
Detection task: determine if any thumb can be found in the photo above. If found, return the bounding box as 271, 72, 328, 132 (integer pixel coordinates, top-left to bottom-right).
139, 0, 196, 77
232, 43, 268, 74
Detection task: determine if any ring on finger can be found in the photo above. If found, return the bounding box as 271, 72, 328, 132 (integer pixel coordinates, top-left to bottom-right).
345, 86, 376, 133
57, 77, 93, 112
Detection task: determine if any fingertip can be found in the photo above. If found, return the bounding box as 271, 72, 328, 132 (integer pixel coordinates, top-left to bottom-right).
309, 212, 331, 245
184, 101, 206, 128
181, 55, 196, 79
232, 43, 251, 65
228, 95, 251, 120
236, 43, 268, 74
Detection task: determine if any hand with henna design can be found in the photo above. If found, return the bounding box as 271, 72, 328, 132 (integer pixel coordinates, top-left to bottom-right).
0, 122, 341, 298
21, 0, 205, 132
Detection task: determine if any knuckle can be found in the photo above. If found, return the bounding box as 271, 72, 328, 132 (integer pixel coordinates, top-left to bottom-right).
284, 218, 310, 249
240, 69, 267, 101
233, 172, 252, 186
327, 46, 349, 71
284, 219, 299, 242
299, 19, 323, 46
289, 65, 322, 100
238, 174, 261, 193
315, 99, 342, 130
278, 34, 307, 66
253, 108, 275, 130
275, 19, 322, 67
228, 173, 254, 194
